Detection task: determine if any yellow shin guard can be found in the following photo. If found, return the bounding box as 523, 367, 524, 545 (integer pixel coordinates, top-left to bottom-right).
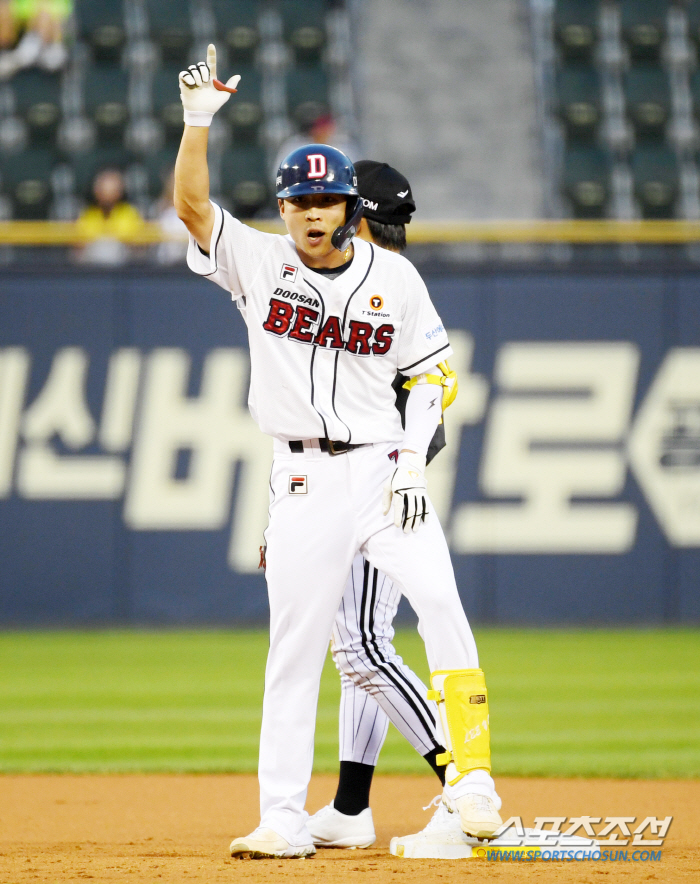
427, 669, 491, 785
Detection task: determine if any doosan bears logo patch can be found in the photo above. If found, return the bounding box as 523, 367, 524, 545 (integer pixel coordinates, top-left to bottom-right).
288, 475, 307, 494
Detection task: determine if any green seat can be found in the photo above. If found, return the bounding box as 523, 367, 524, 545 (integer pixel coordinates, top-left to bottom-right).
286, 66, 329, 129
143, 146, 179, 198
631, 145, 678, 218
0, 148, 56, 219
687, 1, 700, 51
624, 64, 670, 139
224, 65, 262, 143
562, 145, 610, 218
689, 69, 700, 122
620, 0, 669, 61
211, 0, 261, 64
280, 0, 327, 63
219, 146, 268, 217
12, 69, 62, 146
152, 64, 188, 144
69, 146, 133, 199
145, 0, 192, 64
76, 0, 126, 63
84, 64, 130, 145
556, 64, 602, 141
554, 0, 599, 60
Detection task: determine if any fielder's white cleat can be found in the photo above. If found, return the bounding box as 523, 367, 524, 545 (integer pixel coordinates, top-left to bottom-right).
451, 793, 503, 840
229, 827, 315, 859
307, 802, 376, 848
390, 797, 479, 859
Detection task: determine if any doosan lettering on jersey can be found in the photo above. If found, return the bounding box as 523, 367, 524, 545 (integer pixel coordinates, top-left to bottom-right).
187, 203, 452, 444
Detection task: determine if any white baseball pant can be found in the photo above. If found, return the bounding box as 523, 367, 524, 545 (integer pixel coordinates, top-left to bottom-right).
259, 438, 488, 847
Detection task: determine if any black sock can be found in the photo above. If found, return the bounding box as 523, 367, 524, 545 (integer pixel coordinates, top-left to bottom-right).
423, 746, 447, 785
333, 761, 375, 816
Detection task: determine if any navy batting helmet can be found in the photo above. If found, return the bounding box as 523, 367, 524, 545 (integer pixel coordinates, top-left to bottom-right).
276, 144, 363, 251
276, 143, 359, 199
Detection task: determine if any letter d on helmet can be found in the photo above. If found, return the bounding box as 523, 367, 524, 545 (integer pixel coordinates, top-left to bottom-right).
276, 143, 364, 252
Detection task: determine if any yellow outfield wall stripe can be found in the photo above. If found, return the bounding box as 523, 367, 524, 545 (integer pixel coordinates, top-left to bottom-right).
1, 219, 700, 245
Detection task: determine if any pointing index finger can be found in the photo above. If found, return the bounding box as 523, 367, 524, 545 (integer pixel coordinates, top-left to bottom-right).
207, 43, 217, 79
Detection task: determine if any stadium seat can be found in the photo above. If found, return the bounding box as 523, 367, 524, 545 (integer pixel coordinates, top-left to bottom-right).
624, 64, 670, 140
76, 0, 126, 63
630, 144, 679, 218
11, 70, 62, 146
211, 0, 261, 64
553, 0, 599, 61
84, 65, 130, 145
220, 145, 268, 217
280, 0, 327, 63
0, 148, 56, 219
562, 144, 610, 217
689, 68, 700, 125
555, 64, 602, 142
145, 0, 193, 64
620, 0, 669, 61
69, 146, 134, 199
152, 65, 187, 144
143, 146, 178, 197
687, 0, 700, 53
286, 66, 330, 129
224, 65, 262, 143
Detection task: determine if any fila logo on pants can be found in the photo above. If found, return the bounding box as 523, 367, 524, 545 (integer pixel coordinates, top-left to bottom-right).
263, 298, 395, 356
289, 475, 307, 494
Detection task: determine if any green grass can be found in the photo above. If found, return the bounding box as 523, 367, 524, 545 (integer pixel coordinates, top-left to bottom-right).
0, 629, 698, 777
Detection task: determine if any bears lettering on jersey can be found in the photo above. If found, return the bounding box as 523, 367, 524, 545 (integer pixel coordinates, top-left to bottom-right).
263, 297, 395, 357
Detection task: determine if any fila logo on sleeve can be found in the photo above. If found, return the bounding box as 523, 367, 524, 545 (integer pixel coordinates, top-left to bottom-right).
280, 263, 298, 282
307, 154, 327, 179
289, 475, 307, 494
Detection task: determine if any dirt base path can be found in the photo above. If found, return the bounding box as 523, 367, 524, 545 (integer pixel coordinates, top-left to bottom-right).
0, 775, 697, 883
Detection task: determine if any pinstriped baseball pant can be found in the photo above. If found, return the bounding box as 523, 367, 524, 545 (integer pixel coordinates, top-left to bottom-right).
332, 554, 442, 765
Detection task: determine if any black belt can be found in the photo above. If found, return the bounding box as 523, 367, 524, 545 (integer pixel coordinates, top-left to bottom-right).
289, 439, 366, 456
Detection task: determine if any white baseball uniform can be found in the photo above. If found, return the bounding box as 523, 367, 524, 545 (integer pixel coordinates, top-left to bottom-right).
187, 204, 495, 847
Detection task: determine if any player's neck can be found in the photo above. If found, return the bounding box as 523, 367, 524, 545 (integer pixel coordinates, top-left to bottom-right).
297, 243, 354, 270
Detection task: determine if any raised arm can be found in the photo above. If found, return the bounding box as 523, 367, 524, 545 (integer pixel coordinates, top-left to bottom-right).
174, 44, 240, 251
174, 126, 214, 250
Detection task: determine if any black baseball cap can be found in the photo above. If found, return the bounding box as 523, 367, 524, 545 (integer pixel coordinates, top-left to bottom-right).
354, 160, 416, 226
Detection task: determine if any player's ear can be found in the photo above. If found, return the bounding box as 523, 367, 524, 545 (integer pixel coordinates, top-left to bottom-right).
278, 198, 285, 219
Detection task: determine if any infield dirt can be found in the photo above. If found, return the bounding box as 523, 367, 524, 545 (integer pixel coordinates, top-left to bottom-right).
0, 774, 697, 883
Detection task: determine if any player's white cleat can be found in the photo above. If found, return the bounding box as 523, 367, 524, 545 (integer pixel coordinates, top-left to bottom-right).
307, 802, 376, 848
448, 793, 503, 840
390, 797, 479, 859
229, 827, 315, 859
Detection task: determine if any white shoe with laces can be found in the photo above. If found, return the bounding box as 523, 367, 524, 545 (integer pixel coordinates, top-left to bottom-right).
448, 792, 503, 840
306, 802, 376, 848
390, 796, 480, 859
229, 827, 315, 859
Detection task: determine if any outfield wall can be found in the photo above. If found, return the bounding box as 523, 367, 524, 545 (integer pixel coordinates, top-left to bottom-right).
1, 264, 699, 626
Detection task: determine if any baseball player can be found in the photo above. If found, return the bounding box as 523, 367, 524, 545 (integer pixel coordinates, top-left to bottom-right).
306, 160, 460, 852
175, 46, 502, 860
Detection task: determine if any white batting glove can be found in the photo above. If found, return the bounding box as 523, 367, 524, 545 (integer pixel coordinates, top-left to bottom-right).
382, 451, 429, 534
179, 43, 241, 127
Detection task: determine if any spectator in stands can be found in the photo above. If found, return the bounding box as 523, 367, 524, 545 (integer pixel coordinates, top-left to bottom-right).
0, 0, 71, 79
155, 168, 188, 265
76, 168, 143, 265
272, 113, 359, 180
